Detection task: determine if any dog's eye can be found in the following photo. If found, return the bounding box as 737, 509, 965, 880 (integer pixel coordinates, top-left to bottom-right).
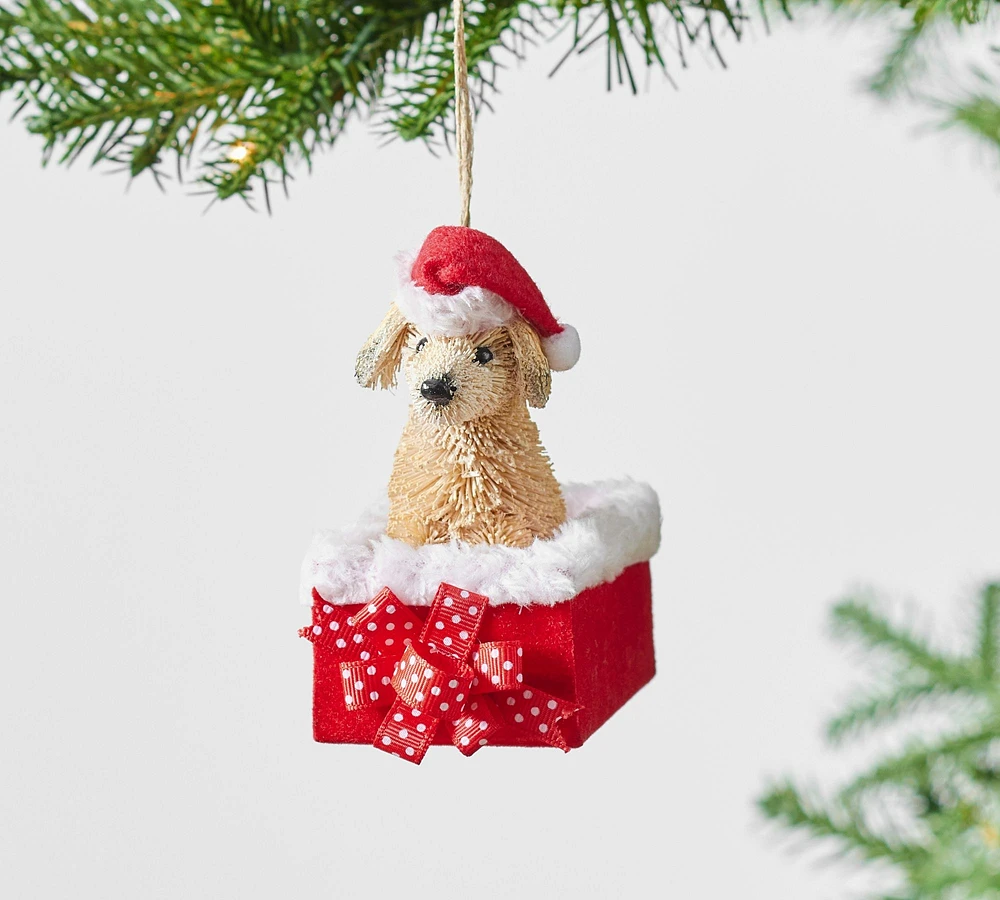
415, 337, 428, 353
474, 346, 494, 365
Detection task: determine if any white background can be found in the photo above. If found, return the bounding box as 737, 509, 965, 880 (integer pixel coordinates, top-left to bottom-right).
2, 12, 998, 899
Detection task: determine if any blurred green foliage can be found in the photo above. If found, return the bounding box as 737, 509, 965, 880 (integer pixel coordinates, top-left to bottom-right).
759, 585, 1000, 900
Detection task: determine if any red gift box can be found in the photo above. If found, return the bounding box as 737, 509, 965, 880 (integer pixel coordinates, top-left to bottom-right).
301, 480, 659, 762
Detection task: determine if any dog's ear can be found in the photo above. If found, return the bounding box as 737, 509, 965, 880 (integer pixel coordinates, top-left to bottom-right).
507, 317, 552, 409
355, 303, 411, 390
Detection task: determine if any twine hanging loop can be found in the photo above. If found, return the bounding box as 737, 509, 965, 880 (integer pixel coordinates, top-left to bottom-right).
453, 0, 473, 227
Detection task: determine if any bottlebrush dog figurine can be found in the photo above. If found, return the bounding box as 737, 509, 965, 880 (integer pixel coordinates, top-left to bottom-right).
355, 226, 581, 548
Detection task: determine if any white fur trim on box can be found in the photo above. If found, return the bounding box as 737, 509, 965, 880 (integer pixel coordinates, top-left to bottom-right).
395, 252, 515, 337
302, 479, 660, 607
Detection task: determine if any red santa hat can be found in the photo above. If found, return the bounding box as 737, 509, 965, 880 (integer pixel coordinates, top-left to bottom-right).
395, 226, 581, 372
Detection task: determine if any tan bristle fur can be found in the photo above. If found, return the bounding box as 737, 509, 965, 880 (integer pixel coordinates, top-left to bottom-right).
356, 304, 566, 548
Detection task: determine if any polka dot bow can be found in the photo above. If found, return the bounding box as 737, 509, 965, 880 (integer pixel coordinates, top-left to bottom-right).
302, 584, 581, 764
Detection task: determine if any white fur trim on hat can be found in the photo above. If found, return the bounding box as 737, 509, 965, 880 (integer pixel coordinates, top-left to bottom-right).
542, 324, 581, 371
394, 252, 514, 337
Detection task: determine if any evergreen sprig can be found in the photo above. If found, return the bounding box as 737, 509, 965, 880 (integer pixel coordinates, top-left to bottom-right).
759, 584, 1000, 900
0, 0, 750, 203
791, 0, 1000, 161
2, 0, 998, 204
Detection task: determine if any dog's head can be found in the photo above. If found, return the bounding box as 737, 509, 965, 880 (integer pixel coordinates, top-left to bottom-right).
355, 303, 552, 424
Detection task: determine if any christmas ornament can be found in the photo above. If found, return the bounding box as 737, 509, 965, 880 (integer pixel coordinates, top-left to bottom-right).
301, 0, 659, 764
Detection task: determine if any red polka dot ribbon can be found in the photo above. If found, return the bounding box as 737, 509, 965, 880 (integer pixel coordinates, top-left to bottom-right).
301, 584, 581, 764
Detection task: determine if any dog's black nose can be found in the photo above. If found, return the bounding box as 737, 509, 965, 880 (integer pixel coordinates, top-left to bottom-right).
420, 376, 456, 407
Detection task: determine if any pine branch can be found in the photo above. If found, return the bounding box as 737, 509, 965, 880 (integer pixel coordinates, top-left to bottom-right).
758, 781, 928, 863
3, 0, 1000, 202
0, 1, 444, 198
832, 599, 974, 689
869, 16, 933, 99
378, 1, 533, 144
840, 726, 1000, 799
826, 682, 953, 744
778, 0, 1000, 164
759, 583, 1000, 897
0, 0, 749, 201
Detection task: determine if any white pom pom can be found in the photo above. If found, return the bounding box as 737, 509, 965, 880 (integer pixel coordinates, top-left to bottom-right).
542, 324, 581, 371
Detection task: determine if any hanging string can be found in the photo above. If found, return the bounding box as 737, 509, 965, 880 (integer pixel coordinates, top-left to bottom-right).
453, 0, 473, 227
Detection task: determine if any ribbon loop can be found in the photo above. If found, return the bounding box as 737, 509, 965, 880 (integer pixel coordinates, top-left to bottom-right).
303, 587, 424, 659
347, 588, 424, 655
495, 687, 582, 753
340, 657, 396, 711
374, 698, 439, 763
448, 696, 505, 755
390, 641, 474, 716
420, 583, 489, 660
471, 641, 523, 693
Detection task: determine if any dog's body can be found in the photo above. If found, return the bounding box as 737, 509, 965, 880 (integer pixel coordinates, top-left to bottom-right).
357, 303, 566, 548
386, 394, 564, 547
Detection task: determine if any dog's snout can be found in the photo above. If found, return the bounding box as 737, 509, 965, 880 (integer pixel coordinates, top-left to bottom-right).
420, 375, 457, 407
